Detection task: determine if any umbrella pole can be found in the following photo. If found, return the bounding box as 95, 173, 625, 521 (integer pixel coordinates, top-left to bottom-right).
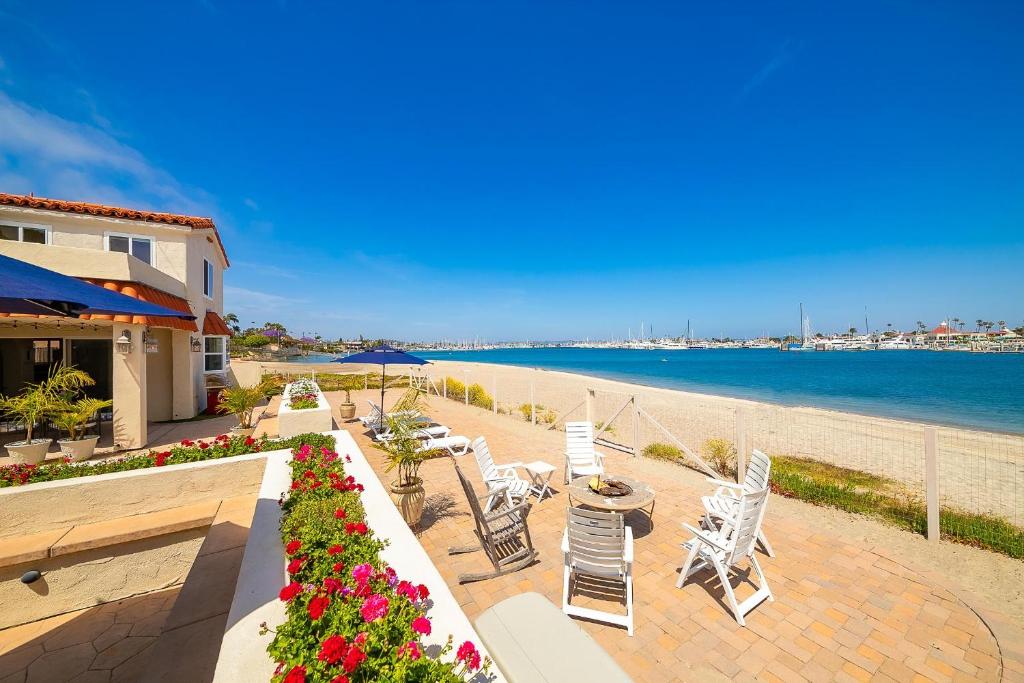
381, 364, 386, 414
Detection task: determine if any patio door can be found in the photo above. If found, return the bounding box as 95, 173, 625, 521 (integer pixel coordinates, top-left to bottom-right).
69, 339, 113, 400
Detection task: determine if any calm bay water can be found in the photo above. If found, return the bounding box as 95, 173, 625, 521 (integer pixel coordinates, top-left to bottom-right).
411, 348, 1024, 434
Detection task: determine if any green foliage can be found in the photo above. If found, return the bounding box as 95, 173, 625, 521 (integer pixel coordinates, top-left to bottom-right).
594, 420, 615, 435
381, 411, 431, 487
0, 364, 95, 443
261, 373, 409, 397
217, 382, 269, 428
517, 403, 540, 421
466, 384, 493, 410
702, 438, 737, 478
269, 438, 487, 681
771, 455, 1024, 559
52, 397, 112, 441
236, 333, 272, 348
642, 442, 684, 462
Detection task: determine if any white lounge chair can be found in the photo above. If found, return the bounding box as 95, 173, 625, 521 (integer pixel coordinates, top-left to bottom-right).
360, 401, 431, 428
564, 421, 605, 484
676, 487, 773, 626
369, 418, 450, 443
562, 507, 634, 636
472, 436, 530, 512
702, 448, 775, 557
418, 434, 471, 457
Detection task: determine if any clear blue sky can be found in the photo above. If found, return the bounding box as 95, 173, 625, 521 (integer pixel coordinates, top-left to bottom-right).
1, 1, 1021, 340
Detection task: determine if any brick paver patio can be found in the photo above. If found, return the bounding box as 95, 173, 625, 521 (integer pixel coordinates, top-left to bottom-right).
329, 391, 1018, 683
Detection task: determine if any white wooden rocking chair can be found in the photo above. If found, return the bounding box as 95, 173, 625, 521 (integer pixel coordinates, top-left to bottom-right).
472, 436, 530, 512
701, 448, 775, 557
676, 486, 773, 626
562, 507, 634, 636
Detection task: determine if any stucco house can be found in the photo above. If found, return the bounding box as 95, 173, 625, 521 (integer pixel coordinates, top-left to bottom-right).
0, 193, 232, 449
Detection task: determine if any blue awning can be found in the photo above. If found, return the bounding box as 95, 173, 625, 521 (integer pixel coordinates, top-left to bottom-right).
0, 253, 196, 320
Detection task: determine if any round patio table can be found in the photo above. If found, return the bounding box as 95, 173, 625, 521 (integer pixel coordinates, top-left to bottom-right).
567, 475, 656, 523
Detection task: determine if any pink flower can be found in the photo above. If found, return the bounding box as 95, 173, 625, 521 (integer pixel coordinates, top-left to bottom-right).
457, 641, 481, 670
351, 564, 373, 583
411, 616, 431, 635
398, 641, 422, 660
359, 594, 389, 623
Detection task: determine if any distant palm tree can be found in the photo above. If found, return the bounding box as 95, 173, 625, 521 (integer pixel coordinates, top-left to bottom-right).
998, 320, 1006, 330
976, 318, 983, 332
916, 320, 926, 333
848, 327, 858, 335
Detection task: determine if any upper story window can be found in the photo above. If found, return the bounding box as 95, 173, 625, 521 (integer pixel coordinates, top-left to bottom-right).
203, 259, 214, 298
105, 232, 153, 266
0, 222, 49, 244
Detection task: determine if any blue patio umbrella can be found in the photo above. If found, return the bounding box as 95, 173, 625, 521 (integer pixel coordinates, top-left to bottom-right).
0, 253, 196, 320
332, 345, 428, 413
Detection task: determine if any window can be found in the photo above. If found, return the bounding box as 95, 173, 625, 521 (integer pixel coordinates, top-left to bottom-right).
203, 259, 214, 298
204, 336, 226, 373
0, 223, 49, 244
105, 233, 154, 265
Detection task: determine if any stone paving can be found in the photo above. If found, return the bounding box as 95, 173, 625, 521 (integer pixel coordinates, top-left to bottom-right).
332, 392, 1021, 683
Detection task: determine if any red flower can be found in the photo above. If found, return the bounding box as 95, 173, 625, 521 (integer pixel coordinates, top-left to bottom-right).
396, 580, 417, 601
180, 439, 194, 446
323, 577, 343, 594
308, 595, 331, 621
318, 634, 348, 665
287, 557, 304, 575
334, 509, 347, 519
417, 584, 430, 601
278, 582, 303, 602
360, 594, 389, 622
342, 646, 366, 673
411, 616, 431, 635
154, 451, 170, 467
285, 540, 302, 555
327, 544, 344, 556
283, 665, 306, 683
330, 676, 349, 683
303, 469, 315, 479
245, 436, 256, 446
457, 641, 481, 671
332, 562, 344, 573
354, 632, 368, 646
199, 442, 209, 450
398, 641, 422, 661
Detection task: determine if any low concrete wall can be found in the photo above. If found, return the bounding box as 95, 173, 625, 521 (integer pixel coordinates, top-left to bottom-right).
213, 431, 502, 682
277, 382, 334, 438
0, 454, 267, 539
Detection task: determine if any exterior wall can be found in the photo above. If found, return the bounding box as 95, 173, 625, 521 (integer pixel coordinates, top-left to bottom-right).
146, 328, 174, 422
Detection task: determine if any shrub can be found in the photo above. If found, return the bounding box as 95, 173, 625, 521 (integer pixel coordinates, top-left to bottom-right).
594, 420, 615, 435
466, 384, 493, 410
541, 409, 557, 425
702, 438, 737, 478
517, 403, 538, 421
268, 439, 487, 681
443, 377, 466, 400
642, 443, 683, 462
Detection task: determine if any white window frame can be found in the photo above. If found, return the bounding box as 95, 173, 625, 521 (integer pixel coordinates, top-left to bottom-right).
104, 231, 155, 266
0, 221, 51, 244
203, 258, 215, 299
203, 335, 228, 374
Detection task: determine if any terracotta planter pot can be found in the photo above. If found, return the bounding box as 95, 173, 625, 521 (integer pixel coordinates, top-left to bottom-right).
4, 438, 51, 465
230, 426, 256, 438
58, 435, 100, 462
338, 403, 357, 419
390, 479, 426, 527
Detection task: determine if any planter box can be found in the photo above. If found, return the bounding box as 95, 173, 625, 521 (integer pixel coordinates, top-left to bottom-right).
213, 430, 503, 682
277, 381, 333, 438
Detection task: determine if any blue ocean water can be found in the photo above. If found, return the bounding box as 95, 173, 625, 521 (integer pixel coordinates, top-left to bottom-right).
412, 348, 1024, 434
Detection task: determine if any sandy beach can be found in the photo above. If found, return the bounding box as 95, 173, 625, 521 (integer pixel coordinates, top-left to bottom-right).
244, 358, 1024, 522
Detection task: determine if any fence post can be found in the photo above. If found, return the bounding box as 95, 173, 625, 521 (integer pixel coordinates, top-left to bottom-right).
924, 427, 940, 543
442, 375, 447, 399
530, 381, 536, 425
364, 373, 368, 390
735, 410, 747, 484
631, 396, 640, 457
492, 375, 498, 414
585, 388, 594, 422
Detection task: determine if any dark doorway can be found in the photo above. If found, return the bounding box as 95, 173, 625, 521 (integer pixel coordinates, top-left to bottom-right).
70, 339, 113, 400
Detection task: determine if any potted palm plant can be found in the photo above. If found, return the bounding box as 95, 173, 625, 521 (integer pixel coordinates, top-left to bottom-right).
337, 374, 361, 420
53, 397, 113, 462
381, 391, 431, 526
217, 382, 267, 437
1, 365, 93, 465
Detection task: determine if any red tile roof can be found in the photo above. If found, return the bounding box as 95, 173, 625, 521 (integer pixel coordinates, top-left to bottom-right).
203, 311, 233, 336
78, 279, 198, 332
0, 192, 229, 266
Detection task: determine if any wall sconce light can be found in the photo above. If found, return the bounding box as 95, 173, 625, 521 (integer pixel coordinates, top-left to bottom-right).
115, 330, 133, 354
190, 335, 202, 352
143, 329, 159, 354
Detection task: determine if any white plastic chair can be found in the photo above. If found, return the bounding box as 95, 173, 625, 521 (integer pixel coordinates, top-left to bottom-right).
564, 421, 605, 484
562, 507, 634, 636
676, 487, 773, 626
418, 434, 471, 457
471, 436, 530, 511
701, 448, 775, 557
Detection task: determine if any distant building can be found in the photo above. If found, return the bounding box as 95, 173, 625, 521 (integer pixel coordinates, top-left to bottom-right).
0, 193, 232, 448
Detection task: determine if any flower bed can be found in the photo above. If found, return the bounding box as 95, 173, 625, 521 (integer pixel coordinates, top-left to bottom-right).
289, 393, 320, 411
279, 381, 333, 438
268, 437, 487, 682
0, 433, 317, 488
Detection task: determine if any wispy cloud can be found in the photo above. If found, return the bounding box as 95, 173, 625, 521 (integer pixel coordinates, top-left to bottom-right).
0, 91, 215, 216
243, 197, 259, 210
737, 40, 796, 101
232, 260, 298, 280
224, 285, 306, 314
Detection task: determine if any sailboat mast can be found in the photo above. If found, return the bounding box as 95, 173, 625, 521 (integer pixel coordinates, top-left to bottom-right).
799, 303, 805, 344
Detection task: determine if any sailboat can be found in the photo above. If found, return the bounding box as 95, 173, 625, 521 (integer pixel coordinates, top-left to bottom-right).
789, 304, 816, 351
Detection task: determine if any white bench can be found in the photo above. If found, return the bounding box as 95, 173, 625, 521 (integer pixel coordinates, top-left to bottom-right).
475, 592, 633, 682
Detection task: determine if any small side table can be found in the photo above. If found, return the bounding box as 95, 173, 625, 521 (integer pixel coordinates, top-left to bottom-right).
524, 461, 557, 502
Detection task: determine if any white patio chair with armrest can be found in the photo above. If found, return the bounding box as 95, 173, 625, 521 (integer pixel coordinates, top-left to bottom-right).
677, 486, 773, 626
701, 448, 774, 557
471, 436, 530, 512
564, 421, 605, 484
562, 507, 634, 636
